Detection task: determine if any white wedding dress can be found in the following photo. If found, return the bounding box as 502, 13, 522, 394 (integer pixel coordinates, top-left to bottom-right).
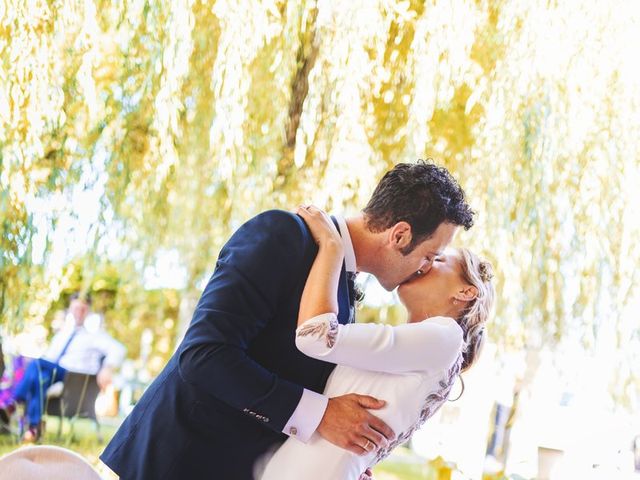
259, 314, 463, 480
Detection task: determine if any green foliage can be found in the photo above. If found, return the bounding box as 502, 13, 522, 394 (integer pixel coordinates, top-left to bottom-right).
1, 0, 639, 405
48, 257, 179, 373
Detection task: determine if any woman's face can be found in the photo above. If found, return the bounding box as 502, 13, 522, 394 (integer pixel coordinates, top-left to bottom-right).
397, 248, 467, 321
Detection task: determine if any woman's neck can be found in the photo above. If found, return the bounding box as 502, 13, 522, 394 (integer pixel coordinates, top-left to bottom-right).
409, 304, 460, 323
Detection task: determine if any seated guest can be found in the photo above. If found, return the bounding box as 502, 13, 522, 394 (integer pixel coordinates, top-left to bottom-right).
0, 292, 126, 441
0, 355, 28, 426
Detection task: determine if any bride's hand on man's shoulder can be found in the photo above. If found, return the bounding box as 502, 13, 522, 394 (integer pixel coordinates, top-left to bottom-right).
296, 205, 343, 251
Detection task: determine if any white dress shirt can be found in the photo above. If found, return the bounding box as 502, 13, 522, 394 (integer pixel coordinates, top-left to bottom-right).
42, 325, 126, 375
281, 215, 357, 442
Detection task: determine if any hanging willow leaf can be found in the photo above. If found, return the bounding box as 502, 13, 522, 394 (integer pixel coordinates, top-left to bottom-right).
1, 0, 638, 406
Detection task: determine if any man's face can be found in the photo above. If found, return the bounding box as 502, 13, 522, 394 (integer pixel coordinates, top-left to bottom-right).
69, 299, 89, 326
373, 222, 458, 291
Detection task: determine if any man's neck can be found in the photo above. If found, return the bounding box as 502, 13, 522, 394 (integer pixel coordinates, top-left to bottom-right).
344, 215, 382, 275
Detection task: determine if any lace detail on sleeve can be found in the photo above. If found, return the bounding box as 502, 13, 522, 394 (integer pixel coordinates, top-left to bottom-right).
369, 354, 464, 467
296, 315, 339, 348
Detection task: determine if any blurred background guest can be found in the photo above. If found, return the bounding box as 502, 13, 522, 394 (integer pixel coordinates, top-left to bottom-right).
0, 293, 125, 442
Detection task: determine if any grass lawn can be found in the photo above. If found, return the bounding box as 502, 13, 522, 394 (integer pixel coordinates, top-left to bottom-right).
374, 459, 433, 480
0, 417, 451, 479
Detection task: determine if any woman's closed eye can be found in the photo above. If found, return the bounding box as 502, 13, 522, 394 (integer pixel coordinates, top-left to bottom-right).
421, 255, 444, 269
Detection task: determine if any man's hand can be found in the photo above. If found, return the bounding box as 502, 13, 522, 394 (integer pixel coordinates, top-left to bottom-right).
96, 366, 113, 390
316, 394, 395, 455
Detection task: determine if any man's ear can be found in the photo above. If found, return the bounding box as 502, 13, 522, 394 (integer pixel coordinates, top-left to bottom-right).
454, 285, 478, 302
388, 221, 413, 250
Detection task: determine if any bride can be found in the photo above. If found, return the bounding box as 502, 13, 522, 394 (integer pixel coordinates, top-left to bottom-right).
259, 205, 495, 480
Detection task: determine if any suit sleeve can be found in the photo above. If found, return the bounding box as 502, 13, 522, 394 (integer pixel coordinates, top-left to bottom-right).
178, 210, 315, 432
296, 314, 463, 374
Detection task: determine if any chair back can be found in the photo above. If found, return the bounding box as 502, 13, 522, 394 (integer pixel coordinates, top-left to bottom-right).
46, 372, 100, 420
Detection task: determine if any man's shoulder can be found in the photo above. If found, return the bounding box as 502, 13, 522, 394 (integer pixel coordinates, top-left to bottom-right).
252, 209, 303, 225
242, 209, 309, 238
222, 209, 314, 261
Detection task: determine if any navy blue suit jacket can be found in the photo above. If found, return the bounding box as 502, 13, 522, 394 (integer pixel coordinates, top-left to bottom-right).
101, 210, 355, 479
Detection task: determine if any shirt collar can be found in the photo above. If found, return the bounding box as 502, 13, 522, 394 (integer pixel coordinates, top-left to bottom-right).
335, 216, 356, 273
66, 323, 86, 334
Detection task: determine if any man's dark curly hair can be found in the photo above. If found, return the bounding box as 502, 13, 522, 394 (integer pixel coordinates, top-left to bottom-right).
363, 160, 475, 254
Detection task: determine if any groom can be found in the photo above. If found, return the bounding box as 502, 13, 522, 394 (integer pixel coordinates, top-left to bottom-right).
101, 160, 474, 479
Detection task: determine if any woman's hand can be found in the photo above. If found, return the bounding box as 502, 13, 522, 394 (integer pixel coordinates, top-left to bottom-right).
296, 205, 344, 325
296, 205, 343, 252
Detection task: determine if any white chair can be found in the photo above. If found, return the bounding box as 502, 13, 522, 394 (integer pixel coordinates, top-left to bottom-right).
0, 445, 102, 479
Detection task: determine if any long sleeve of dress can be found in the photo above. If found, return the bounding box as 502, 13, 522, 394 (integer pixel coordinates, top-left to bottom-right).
295, 314, 463, 374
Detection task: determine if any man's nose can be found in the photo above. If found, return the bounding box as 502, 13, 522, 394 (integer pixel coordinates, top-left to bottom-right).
419, 260, 433, 274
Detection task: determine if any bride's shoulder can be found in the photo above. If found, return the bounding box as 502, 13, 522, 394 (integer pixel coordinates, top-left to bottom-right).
427, 316, 456, 325
426, 316, 460, 330
421, 316, 463, 342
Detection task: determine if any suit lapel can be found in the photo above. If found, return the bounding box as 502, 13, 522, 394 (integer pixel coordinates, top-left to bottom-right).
331, 216, 354, 325
338, 263, 354, 325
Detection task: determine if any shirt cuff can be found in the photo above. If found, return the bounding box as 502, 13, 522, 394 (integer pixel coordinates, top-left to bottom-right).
281, 388, 328, 443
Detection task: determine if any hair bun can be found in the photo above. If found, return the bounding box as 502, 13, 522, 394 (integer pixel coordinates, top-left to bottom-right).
478, 262, 493, 282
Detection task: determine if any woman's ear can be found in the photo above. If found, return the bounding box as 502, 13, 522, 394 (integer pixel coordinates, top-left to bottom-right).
454, 285, 478, 303
388, 221, 412, 250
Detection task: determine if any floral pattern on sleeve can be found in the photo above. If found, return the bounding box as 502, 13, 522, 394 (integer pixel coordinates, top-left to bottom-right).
296, 315, 339, 348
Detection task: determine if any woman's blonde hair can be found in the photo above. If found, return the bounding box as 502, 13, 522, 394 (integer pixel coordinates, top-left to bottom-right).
456, 248, 495, 373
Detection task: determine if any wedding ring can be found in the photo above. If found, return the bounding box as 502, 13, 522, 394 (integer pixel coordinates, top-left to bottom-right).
364, 439, 372, 451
